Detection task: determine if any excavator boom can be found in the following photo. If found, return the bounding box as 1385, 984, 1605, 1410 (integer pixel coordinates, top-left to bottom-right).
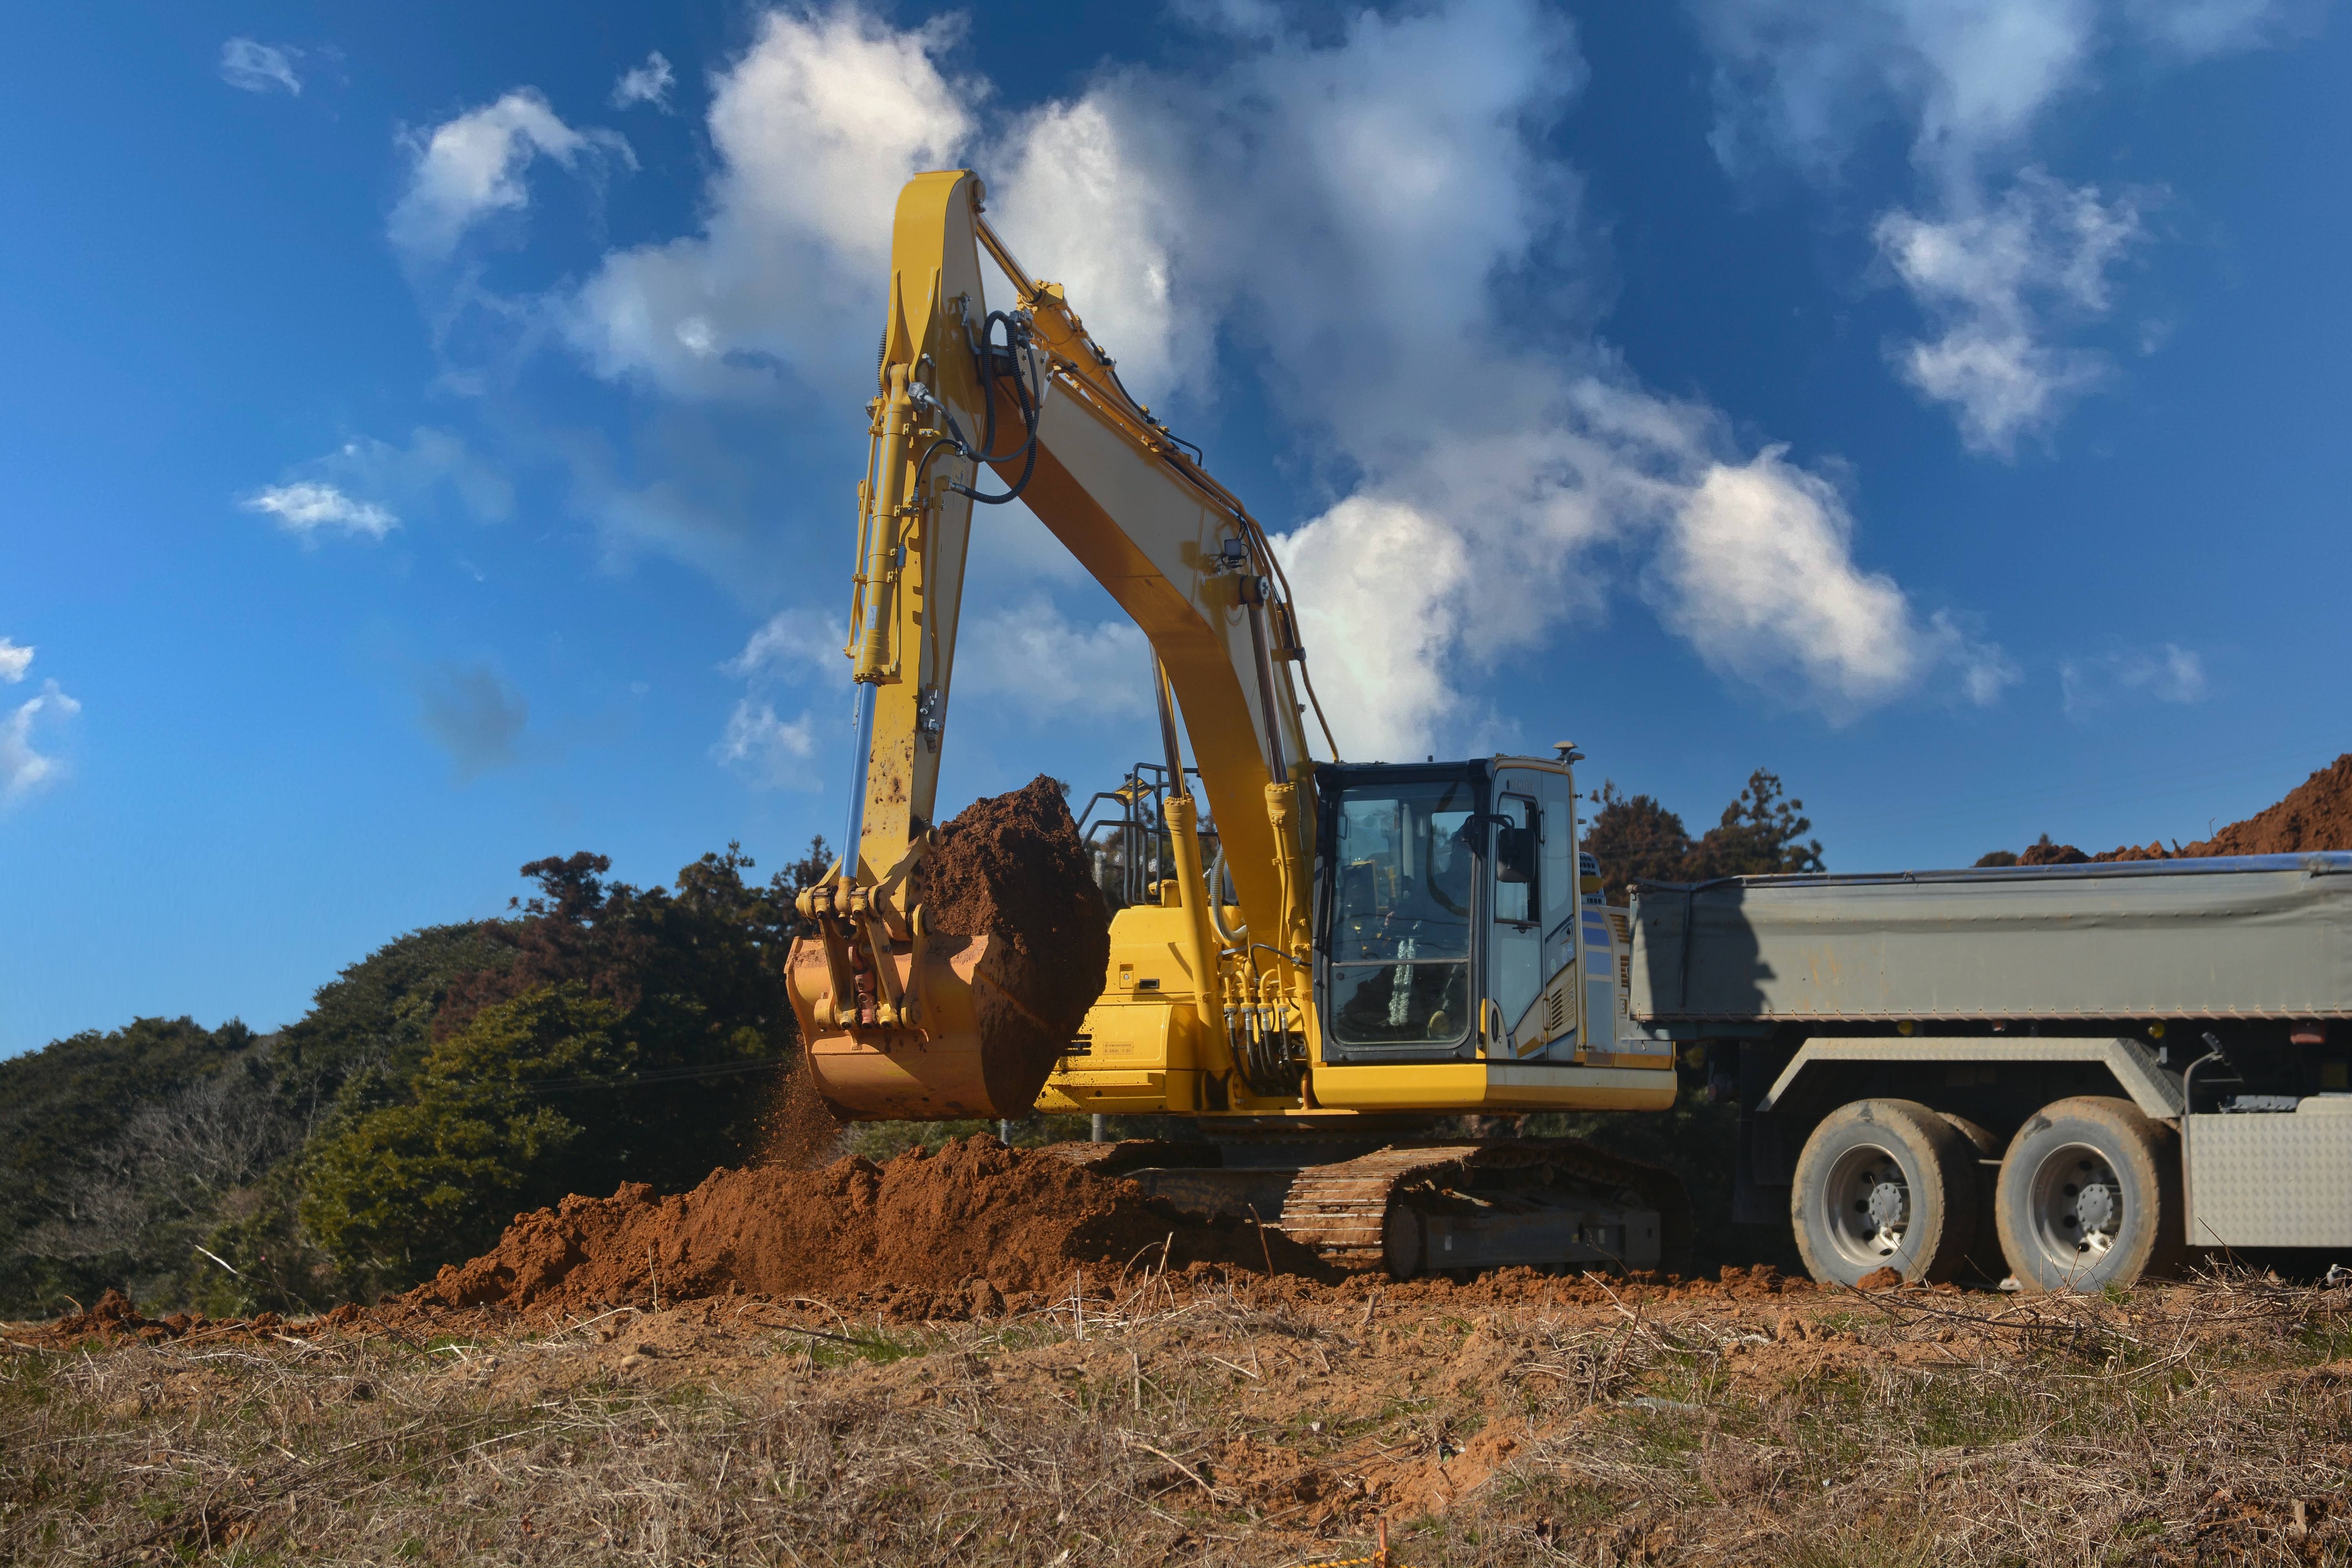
784, 170, 1689, 1276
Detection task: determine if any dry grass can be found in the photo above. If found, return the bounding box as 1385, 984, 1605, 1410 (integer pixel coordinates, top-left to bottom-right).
5, 1271, 2352, 1566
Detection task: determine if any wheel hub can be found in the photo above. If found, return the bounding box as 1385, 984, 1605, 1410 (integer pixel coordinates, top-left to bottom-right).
1821, 1143, 1912, 1270
1866, 1180, 1909, 1233
2029, 1145, 2125, 1270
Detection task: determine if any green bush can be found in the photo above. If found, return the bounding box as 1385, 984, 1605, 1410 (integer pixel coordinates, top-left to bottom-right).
302, 984, 629, 1290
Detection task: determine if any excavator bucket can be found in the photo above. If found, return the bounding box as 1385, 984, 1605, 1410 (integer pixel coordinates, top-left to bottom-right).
784, 777, 1110, 1122
784, 930, 1070, 1120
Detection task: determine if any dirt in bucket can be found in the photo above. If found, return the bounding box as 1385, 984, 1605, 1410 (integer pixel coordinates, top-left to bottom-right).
915, 774, 1111, 1114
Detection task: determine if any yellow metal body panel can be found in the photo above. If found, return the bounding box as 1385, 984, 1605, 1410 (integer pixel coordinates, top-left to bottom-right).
844, 170, 988, 883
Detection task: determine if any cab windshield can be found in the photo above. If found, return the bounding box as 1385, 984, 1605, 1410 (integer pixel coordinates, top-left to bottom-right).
1328, 779, 1475, 1047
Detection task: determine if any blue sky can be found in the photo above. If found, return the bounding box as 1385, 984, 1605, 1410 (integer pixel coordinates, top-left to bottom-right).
3, 0, 2345, 1055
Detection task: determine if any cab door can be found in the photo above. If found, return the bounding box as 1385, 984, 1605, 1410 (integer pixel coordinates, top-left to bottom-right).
1487, 778, 1544, 1048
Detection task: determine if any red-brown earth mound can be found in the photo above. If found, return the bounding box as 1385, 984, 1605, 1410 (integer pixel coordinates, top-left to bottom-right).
1997, 751, 2352, 865
406, 1135, 1325, 1312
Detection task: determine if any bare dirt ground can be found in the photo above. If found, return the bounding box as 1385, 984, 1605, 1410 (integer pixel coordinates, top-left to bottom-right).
7, 1267, 2351, 1567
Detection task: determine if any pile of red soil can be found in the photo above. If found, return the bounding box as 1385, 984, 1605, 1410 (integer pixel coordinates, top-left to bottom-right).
2182, 753, 2352, 857
915, 775, 1111, 1113
1994, 752, 2352, 866
406, 1135, 1324, 1312
33, 1287, 299, 1345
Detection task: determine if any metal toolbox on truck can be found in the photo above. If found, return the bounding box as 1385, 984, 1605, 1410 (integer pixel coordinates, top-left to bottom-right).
1628, 855, 2352, 1025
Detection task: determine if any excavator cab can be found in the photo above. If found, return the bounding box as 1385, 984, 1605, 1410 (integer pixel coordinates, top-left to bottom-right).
1318, 756, 1584, 1065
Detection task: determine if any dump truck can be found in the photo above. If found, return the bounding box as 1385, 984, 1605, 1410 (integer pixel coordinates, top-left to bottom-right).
1630, 856, 2352, 1288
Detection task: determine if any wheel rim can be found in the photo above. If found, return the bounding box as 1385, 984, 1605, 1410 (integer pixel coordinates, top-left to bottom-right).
2023, 1141, 2125, 1280
1819, 1142, 1913, 1274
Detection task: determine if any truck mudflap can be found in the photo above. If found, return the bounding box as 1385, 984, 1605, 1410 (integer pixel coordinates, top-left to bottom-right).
1277, 1140, 1693, 1279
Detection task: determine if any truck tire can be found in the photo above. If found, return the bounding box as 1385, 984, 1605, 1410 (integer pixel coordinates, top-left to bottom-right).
1791, 1099, 1981, 1286
1994, 1096, 2185, 1292
1940, 1112, 2008, 1283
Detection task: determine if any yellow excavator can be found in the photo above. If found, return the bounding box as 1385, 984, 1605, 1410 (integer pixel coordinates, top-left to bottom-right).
786, 170, 1688, 1278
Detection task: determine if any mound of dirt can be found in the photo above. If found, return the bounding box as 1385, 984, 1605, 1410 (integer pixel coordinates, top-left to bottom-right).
2181, 753, 2352, 857
916, 775, 1111, 1113
1990, 752, 2352, 866
406, 1135, 1324, 1312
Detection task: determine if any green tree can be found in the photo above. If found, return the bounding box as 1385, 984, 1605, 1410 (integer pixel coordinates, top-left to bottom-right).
1683, 769, 1826, 882
0, 1016, 262, 1317
301, 984, 631, 1287
1582, 782, 1695, 904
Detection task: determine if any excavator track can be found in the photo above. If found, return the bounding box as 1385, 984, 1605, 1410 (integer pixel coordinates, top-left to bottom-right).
1279, 1138, 1693, 1279
1042, 1136, 1693, 1280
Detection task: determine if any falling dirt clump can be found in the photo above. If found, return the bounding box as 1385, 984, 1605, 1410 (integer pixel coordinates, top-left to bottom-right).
918, 775, 1111, 1113
755, 1062, 844, 1170
405, 1134, 1324, 1312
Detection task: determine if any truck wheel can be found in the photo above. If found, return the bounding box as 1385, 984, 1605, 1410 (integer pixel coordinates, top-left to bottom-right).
1940, 1112, 2007, 1282
1791, 1099, 1981, 1286
1994, 1096, 2184, 1292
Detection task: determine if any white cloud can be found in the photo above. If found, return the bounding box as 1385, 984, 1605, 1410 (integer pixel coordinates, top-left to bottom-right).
1657, 449, 2016, 715
563, 9, 972, 399
955, 597, 1152, 723
976, 1, 1988, 750
241, 481, 398, 540
2060, 641, 2208, 717
0, 638, 30, 684
714, 699, 825, 790
713, 608, 847, 790
1876, 170, 2150, 454
389, 90, 631, 263
1691, 0, 2294, 452
2127, 0, 2319, 55
725, 607, 848, 684
550, 1, 1998, 756
325, 428, 516, 522
611, 50, 676, 111
3, 680, 80, 804
220, 38, 301, 96
418, 665, 528, 780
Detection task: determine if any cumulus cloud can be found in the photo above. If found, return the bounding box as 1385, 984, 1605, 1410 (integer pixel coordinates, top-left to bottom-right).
546, 0, 1998, 758
418, 665, 529, 779
241, 481, 398, 540
975, 0, 1990, 750
0, 637, 31, 684
1657, 448, 2015, 715
725, 606, 848, 684
4, 677, 81, 805
2060, 641, 2209, 717
322, 427, 516, 523
611, 50, 677, 110
955, 598, 1153, 723
562, 9, 971, 398
713, 607, 848, 789
389, 90, 631, 263
1691, 0, 2294, 452
713, 699, 825, 790
220, 38, 301, 96
1877, 170, 2151, 454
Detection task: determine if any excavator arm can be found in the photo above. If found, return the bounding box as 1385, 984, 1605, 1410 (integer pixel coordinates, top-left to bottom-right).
789, 169, 1329, 1119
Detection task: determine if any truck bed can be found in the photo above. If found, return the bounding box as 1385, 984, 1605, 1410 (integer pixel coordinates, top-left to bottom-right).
1629, 853, 2352, 1024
